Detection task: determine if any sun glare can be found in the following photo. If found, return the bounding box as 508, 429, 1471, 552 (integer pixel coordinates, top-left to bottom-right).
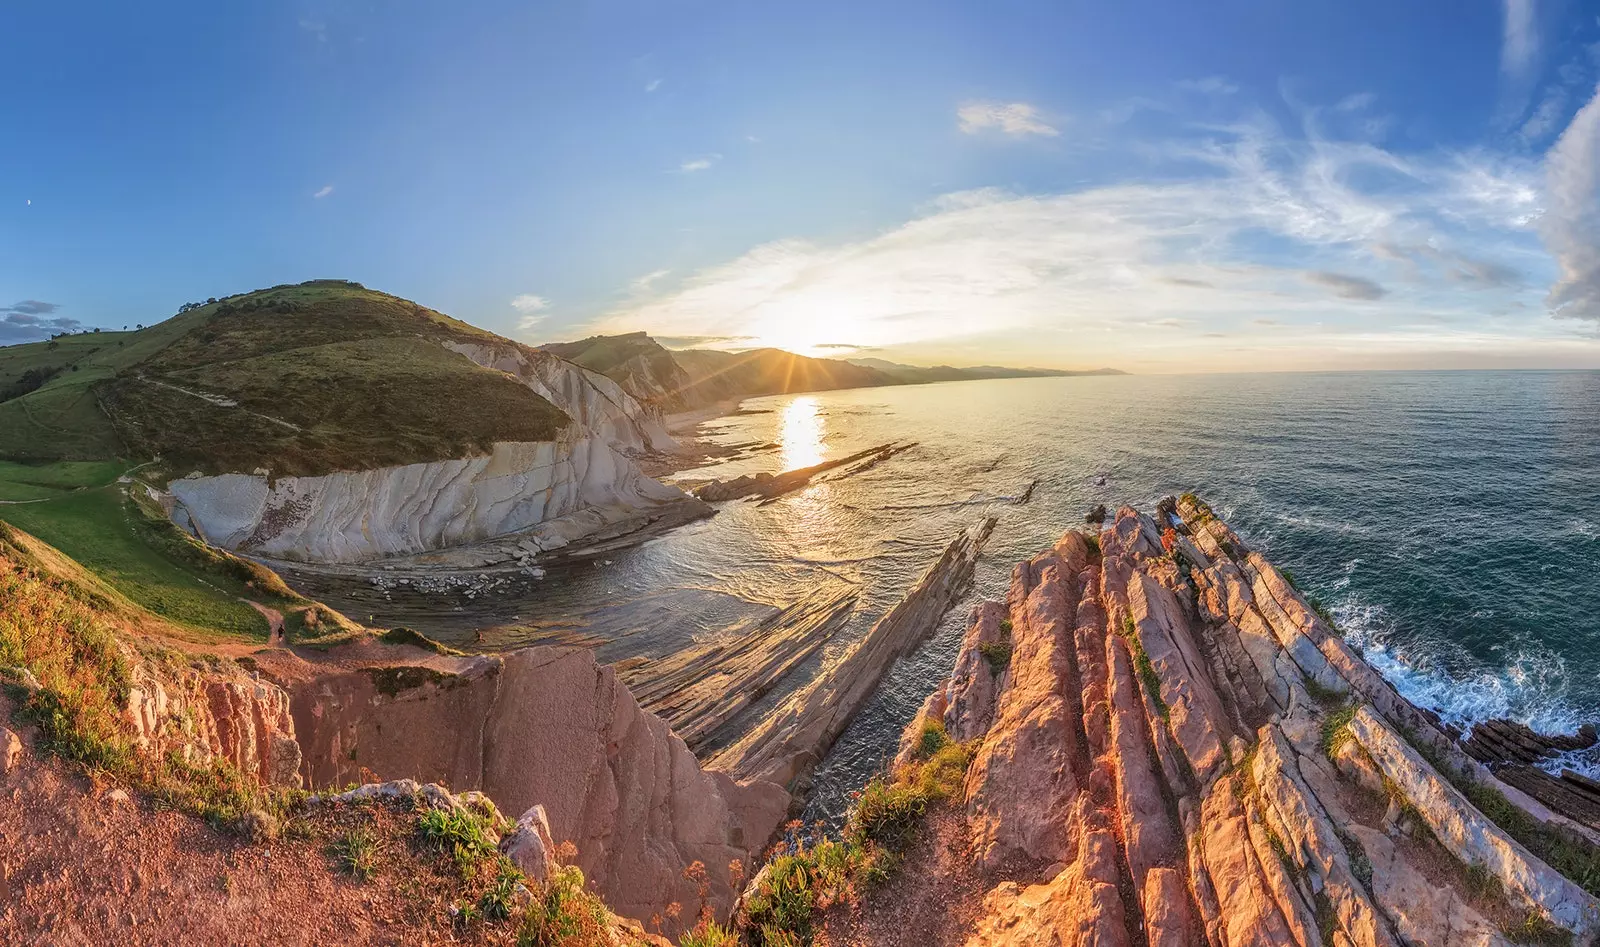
778, 396, 826, 470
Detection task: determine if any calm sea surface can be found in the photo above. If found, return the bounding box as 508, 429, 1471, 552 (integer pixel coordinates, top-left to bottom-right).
319, 371, 1600, 820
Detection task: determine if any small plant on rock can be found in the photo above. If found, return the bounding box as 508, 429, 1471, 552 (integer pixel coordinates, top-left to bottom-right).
331, 824, 379, 880
978, 639, 1012, 673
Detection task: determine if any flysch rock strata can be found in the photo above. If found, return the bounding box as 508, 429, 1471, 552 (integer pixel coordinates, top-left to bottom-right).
167, 346, 699, 565
886, 498, 1600, 946
121, 640, 788, 938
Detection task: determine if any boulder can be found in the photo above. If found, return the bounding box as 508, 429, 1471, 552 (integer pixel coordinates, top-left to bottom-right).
502, 804, 558, 884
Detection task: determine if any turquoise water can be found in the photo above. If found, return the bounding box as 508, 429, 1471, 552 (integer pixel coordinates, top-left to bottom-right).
314, 370, 1600, 817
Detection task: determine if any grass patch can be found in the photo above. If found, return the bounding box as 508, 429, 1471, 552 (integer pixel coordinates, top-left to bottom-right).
1403, 730, 1600, 897
0, 459, 127, 501
1121, 613, 1169, 720
1501, 910, 1575, 947
0, 532, 304, 832
379, 626, 463, 655
1319, 704, 1357, 760
978, 640, 1011, 673
1, 489, 270, 638
742, 722, 975, 945
0, 487, 354, 644
366, 665, 449, 697
331, 824, 380, 880
516, 863, 613, 946
1314, 890, 1339, 942
416, 805, 504, 881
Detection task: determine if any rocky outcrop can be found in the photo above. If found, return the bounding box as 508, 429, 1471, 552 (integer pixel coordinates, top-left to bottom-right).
166, 343, 692, 565
879, 500, 1600, 946
123, 652, 302, 788
710, 517, 996, 794
279, 644, 790, 933
169, 435, 693, 564
441, 339, 675, 454
109, 637, 785, 936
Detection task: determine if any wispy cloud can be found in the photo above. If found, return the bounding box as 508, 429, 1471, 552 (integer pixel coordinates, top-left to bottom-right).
957, 102, 1059, 137
630, 269, 671, 293
593, 105, 1566, 370
1336, 92, 1377, 112
1176, 76, 1239, 95
1501, 0, 1539, 79
313, 185, 334, 199
677, 154, 721, 173
1306, 271, 1387, 300
1541, 81, 1600, 322
645, 78, 661, 93
298, 18, 328, 42
511, 294, 550, 329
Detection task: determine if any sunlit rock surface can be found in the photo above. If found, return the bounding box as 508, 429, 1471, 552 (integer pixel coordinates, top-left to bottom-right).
857, 499, 1600, 946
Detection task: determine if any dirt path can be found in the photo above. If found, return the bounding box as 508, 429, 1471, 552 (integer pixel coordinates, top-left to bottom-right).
245, 600, 287, 646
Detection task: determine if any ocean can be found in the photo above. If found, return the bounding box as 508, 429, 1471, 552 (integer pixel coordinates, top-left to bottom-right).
305, 370, 1600, 821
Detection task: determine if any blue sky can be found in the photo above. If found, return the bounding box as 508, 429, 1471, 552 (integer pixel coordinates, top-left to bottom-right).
4, 1, 1600, 371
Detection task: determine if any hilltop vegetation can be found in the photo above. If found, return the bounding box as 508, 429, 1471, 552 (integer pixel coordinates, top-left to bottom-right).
0, 280, 569, 477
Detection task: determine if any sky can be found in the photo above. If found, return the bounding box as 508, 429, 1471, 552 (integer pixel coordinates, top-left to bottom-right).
4, 1, 1600, 373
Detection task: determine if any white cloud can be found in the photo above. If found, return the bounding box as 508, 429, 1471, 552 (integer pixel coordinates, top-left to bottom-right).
1176, 76, 1239, 96
313, 185, 334, 199
1541, 81, 1600, 322
1336, 92, 1377, 112
592, 111, 1565, 370
630, 269, 671, 292
957, 102, 1059, 137
1502, 0, 1539, 79
645, 78, 661, 93
511, 294, 550, 328
678, 154, 721, 173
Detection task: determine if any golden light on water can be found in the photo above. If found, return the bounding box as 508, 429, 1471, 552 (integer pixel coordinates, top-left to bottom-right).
779, 396, 826, 470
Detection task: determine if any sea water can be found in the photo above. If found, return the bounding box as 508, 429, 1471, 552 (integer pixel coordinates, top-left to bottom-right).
313, 370, 1600, 820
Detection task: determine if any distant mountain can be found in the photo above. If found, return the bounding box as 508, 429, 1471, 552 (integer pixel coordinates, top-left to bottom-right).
845, 356, 1127, 383
539, 332, 1125, 412
671, 347, 893, 402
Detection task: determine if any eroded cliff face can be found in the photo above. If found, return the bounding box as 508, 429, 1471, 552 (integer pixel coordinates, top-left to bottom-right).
283, 645, 790, 927
166, 345, 692, 565
872, 501, 1600, 947
168, 435, 690, 563
117, 640, 787, 935
442, 339, 676, 454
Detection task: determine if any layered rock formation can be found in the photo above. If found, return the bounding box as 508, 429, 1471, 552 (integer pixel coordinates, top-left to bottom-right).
115, 641, 787, 935
167, 343, 697, 565
879, 499, 1600, 946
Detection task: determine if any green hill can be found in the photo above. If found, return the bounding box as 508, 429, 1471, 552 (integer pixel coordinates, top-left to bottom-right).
540, 331, 695, 411
0, 280, 569, 477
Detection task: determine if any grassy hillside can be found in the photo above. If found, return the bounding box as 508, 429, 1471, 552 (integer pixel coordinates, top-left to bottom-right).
0, 475, 357, 643
540, 331, 694, 410
0, 280, 570, 477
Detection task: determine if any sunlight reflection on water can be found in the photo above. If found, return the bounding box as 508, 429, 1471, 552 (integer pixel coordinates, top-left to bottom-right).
779, 396, 826, 470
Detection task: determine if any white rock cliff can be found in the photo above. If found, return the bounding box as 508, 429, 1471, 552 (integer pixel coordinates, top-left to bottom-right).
166, 344, 690, 565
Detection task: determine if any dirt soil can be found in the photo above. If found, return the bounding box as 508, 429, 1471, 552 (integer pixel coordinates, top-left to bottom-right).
816, 805, 990, 947
0, 694, 514, 947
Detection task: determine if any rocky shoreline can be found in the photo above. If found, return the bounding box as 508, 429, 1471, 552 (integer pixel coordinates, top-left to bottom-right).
822, 497, 1600, 946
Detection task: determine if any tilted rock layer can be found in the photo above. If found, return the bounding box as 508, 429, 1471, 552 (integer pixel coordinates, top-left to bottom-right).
167, 343, 691, 564
118, 642, 786, 935
899, 500, 1600, 946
